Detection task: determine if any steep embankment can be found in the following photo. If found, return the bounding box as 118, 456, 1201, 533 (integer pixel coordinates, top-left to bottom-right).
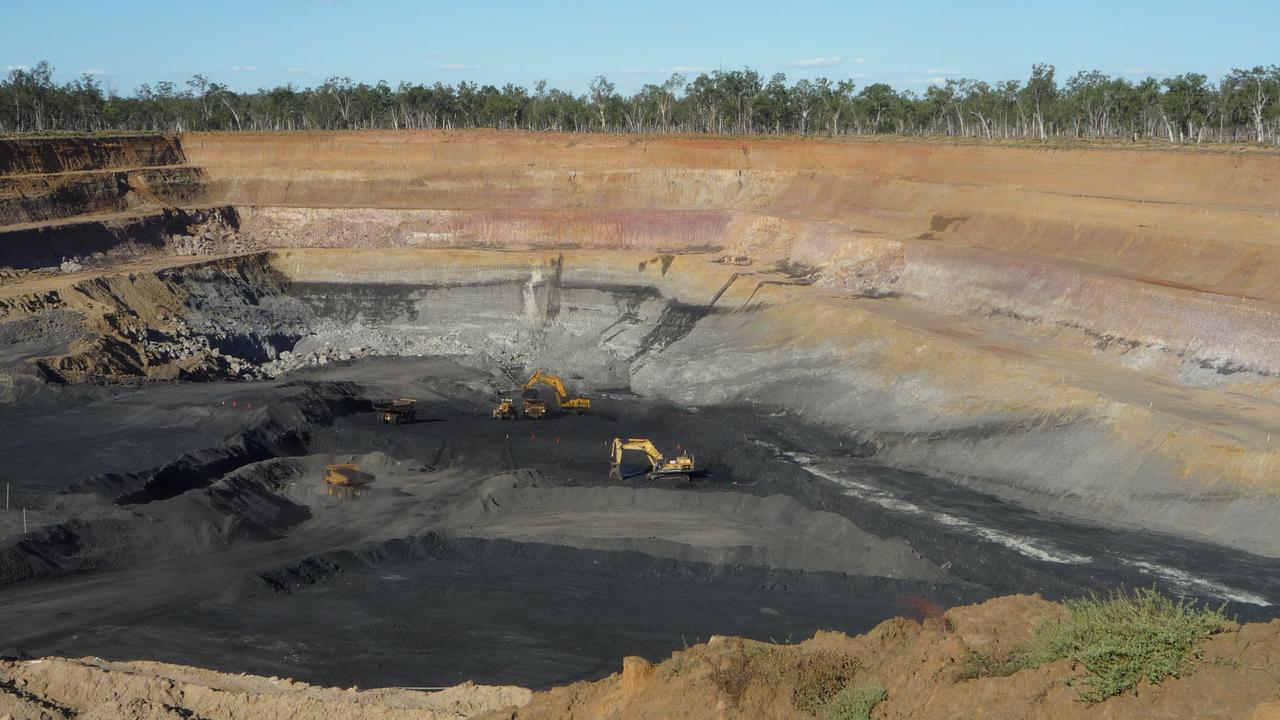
0, 134, 243, 269
491, 594, 1280, 720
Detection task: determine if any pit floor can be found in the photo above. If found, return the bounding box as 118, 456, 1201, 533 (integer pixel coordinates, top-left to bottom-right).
2, 357, 1278, 689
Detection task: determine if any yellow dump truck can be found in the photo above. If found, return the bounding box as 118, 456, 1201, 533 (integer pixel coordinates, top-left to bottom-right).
522, 398, 548, 419
492, 398, 517, 420
373, 398, 417, 424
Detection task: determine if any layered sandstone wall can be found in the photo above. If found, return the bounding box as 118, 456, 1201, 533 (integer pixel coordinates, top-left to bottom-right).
0, 134, 237, 269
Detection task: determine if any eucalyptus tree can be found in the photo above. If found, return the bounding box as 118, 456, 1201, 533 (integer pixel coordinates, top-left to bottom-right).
589, 75, 616, 131
1223, 66, 1279, 142
790, 78, 819, 134
1022, 64, 1057, 139
1160, 73, 1212, 141
817, 77, 856, 135
856, 83, 898, 134
2, 59, 1277, 142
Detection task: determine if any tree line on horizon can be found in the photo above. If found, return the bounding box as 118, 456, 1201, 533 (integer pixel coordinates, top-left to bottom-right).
3, 61, 1279, 143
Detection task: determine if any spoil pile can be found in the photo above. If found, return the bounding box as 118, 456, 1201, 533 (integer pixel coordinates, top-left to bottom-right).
0, 655, 530, 720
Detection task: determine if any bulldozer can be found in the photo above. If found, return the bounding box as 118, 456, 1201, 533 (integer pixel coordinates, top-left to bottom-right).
372, 398, 417, 424
609, 437, 695, 481
521, 370, 591, 417
324, 463, 374, 498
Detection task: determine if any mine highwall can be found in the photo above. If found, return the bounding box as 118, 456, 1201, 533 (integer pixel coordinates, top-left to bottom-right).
185, 133, 1280, 391
5, 132, 1280, 555
269, 248, 1280, 556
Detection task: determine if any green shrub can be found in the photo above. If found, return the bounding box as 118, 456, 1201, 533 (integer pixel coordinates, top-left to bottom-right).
955, 587, 1230, 703
955, 645, 1044, 680
819, 684, 887, 720
1036, 587, 1230, 702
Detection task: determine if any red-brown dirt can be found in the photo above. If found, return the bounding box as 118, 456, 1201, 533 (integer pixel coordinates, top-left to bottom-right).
483, 595, 1280, 720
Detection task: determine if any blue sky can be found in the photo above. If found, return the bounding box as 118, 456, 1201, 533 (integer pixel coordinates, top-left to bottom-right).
6, 0, 1278, 95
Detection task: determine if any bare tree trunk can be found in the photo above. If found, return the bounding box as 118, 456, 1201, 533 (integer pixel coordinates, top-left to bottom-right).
219, 96, 242, 131
1159, 110, 1175, 142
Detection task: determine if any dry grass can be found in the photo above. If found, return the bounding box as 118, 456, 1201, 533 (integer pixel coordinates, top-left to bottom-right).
5, 129, 1279, 156
709, 640, 862, 714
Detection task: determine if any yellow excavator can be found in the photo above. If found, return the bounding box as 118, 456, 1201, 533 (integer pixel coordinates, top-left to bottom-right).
609, 437, 695, 481
519, 369, 591, 418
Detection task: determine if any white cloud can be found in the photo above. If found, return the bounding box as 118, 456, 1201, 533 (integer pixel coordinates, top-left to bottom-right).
853, 57, 867, 65
439, 63, 482, 71
230, 65, 257, 72
924, 68, 960, 75
789, 56, 841, 68
619, 67, 648, 75
287, 67, 305, 73
424, 50, 448, 58
1123, 66, 1163, 76
903, 76, 949, 86
5, 64, 28, 72
81, 68, 110, 76
663, 65, 709, 74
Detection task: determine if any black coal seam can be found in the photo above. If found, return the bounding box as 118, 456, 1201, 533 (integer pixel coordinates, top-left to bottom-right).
0, 207, 239, 271
988, 307, 1278, 380
628, 301, 714, 362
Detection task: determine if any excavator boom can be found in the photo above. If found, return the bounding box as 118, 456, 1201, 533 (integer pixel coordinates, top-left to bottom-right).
523, 370, 591, 411
609, 437, 694, 480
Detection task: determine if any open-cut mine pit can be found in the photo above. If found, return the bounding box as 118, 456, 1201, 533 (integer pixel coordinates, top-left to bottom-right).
3, 132, 1280, 698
